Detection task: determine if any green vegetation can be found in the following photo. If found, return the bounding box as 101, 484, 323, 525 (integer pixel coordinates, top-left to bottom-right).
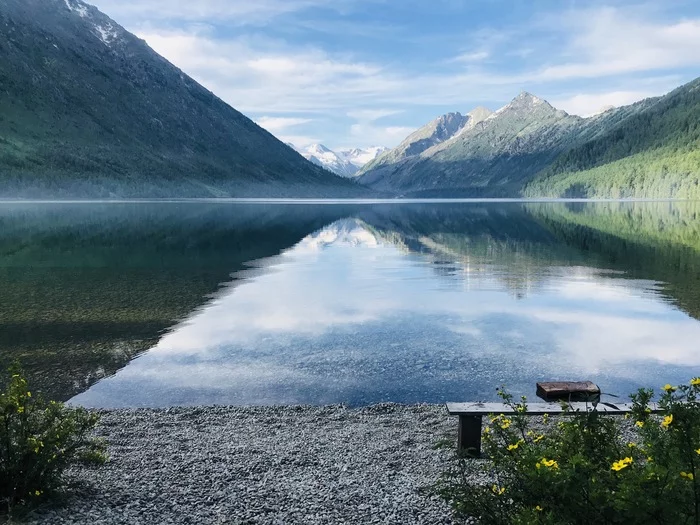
1, 365, 105, 515
527, 201, 700, 320
0, 0, 364, 198
525, 147, 700, 199
527, 78, 700, 198
436, 381, 700, 524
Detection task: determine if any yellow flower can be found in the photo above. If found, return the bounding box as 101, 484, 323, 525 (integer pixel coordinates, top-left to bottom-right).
500, 419, 512, 430
34, 490, 41, 496
681, 471, 695, 481
17, 406, 24, 414
26, 391, 31, 397
662, 384, 677, 392
611, 457, 633, 471
542, 413, 549, 424
508, 442, 520, 451
628, 443, 636, 448
483, 426, 491, 434
691, 378, 700, 386
491, 485, 506, 495
661, 414, 673, 429
533, 434, 545, 443
647, 457, 653, 462
535, 505, 543, 512
695, 448, 700, 455
635, 421, 644, 428
540, 458, 559, 469
624, 413, 630, 420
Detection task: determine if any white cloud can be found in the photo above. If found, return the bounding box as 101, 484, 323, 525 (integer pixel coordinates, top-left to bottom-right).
111, 3, 700, 147
537, 7, 700, 81
551, 90, 661, 117
255, 116, 313, 132
345, 109, 402, 122
136, 28, 401, 113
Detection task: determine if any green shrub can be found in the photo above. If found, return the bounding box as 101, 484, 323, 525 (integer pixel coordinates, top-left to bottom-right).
436, 380, 700, 524
0, 364, 106, 513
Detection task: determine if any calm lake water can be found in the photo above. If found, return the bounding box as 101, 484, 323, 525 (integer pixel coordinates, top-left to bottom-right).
1, 200, 700, 407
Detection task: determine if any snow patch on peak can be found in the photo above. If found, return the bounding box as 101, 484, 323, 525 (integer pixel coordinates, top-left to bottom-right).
64, 0, 89, 18
307, 143, 332, 155
294, 144, 358, 177
338, 146, 389, 168
94, 22, 119, 46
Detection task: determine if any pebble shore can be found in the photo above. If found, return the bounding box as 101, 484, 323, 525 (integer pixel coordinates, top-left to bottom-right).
26, 404, 459, 525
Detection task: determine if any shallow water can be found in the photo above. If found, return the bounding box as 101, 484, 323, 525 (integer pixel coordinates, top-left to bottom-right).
1, 200, 699, 406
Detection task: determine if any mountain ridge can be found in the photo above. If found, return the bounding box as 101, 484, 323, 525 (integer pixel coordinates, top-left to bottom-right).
0, 0, 367, 198
355, 85, 686, 197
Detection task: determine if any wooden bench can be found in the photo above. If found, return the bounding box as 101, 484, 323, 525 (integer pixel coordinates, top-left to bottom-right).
446, 401, 663, 456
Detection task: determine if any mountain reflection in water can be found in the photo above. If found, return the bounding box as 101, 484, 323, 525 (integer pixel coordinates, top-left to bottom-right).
1, 201, 699, 406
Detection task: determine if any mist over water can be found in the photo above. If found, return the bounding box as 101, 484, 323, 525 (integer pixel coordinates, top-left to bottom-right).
2, 200, 699, 406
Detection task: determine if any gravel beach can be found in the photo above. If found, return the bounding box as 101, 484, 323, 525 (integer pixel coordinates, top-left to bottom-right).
25, 404, 459, 525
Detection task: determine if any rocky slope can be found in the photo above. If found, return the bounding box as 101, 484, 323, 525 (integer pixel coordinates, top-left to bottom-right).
357, 92, 659, 197
0, 0, 366, 198
357, 107, 492, 179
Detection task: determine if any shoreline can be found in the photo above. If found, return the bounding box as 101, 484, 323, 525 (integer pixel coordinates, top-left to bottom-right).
26, 404, 457, 524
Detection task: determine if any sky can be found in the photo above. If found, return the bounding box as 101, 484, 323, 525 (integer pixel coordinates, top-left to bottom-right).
88, 0, 700, 150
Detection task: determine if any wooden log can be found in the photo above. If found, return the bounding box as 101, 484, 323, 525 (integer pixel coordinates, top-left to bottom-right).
536, 381, 600, 402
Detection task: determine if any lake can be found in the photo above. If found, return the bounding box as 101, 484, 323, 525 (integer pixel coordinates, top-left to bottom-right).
1, 200, 699, 407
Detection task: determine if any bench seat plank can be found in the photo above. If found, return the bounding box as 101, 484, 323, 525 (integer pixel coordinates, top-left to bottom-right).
447, 401, 660, 415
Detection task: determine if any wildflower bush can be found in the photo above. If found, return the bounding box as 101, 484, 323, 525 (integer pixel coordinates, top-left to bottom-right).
436, 380, 700, 524
0, 364, 106, 513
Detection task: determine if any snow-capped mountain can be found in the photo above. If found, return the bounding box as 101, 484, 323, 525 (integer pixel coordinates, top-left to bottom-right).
294, 144, 358, 177
290, 144, 388, 177
338, 146, 389, 168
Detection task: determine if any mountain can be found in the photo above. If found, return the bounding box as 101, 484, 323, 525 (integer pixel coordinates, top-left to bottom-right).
525, 78, 700, 199
0, 0, 367, 198
356, 90, 675, 197
357, 108, 492, 178
338, 146, 389, 169
294, 144, 359, 177
291, 144, 388, 177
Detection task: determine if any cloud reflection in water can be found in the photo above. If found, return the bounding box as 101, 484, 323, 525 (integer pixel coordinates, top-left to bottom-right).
71, 218, 700, 407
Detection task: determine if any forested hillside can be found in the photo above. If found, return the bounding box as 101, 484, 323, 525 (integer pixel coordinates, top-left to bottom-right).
526, 78, 700, 198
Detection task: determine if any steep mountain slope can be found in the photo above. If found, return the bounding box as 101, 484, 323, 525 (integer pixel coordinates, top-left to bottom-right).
357, 107, 492, 178
525, 77, 700, 199
0, 0, 366, 198
357, 92, 657, 197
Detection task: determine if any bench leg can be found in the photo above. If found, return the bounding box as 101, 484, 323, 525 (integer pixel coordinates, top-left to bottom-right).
457, 415, 482, 457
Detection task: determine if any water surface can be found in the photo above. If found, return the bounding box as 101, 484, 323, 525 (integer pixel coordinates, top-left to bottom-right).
1, 200, 699, 406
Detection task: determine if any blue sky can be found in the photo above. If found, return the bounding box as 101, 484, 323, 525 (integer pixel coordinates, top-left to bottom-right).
89, 0, 700, 150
